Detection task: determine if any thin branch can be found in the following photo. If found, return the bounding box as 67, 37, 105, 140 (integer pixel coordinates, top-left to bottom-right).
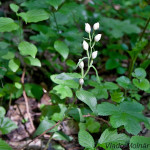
83, 114, 110, 126
16, 104, 32, 138
21, 68, 35, 131
19, 120, 61, 150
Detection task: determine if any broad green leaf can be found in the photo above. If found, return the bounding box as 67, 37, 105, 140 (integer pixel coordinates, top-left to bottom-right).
91, 87, 108, 100
117, 66, 126, 74
130, 136, 150, 150
51, 104, 67, 121
79, 123, 86, 130
52, 85, 73, 99
24, 83, 43, 100
0, 139, 12, 150
0, 117, 17, 134
18, 12, 27, 23
144, 117, 150, 130
98, 129, 130, 150
116, 76, 131, 89
18, 9, 50, 23
0, 67, 7, 79
105, 59, 119, 70
97, 102, 118, 116
24, 56, 41, 67
0, 17, 19, 32
2, 51, 15, 60
50, 73, 81, 89
55, 72, 81, 80
66, 59, 76, 69
15, 82, 22, 89
54, 41, 69, 60
97, 101, 148, 135
10, 3, 19, 13
104, 82, 118, 90
101, 17, 140, 38
78, 130, 95, 149
41, 105, 60, 118
18, 41, 37, 58
0, 42, 9, 56
89, 81, 108, 99
132, 68, 146, 79
68, 108, 84, 122
47, 0, 63, 10
0, 107, 6, 117
133, 78, 150, 91
110, 91, 124, 103
34, 118, 58, 137
86, 118, 100, 133
21, 0, 48, 9
76, 90, 97, 113
8, 59, 20, 72
53, 131, 73, 141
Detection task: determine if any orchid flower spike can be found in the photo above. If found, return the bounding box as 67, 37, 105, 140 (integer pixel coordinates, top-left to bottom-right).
93, 22, 100, 30
85, 23, 91, 33
94, 34, 102, 42
79, 61, 84, 69
79, 78, 84, 85
83, 40, 89, 51
92, 51, 98, 59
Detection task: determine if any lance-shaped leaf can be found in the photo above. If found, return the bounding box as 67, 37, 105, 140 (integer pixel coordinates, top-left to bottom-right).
54, 41, 69, 60
0, 17, 19, 32
18, 9, 50, 23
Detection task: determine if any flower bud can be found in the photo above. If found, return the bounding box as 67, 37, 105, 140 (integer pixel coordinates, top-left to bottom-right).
79, 61, 84, 69
79, 78, 84, 85
94, 34, 102, 42
93, 22, 99, 30
83, 40, 89, 51
92, 51, 98, 59
85, 23, 91, 33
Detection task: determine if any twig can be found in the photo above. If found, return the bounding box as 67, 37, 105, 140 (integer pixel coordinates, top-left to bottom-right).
16, 104, 32, 138
21, 68, 35, 131
19, 120, 61, 150
83, 114, 110, 126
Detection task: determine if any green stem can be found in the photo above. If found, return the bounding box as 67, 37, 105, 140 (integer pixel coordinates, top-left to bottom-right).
17, 14, 23, 42
44, 134, 53, 150
81, 68, 84, 78
83, 60, 93, 78
86, 50, 90, 67
139, 17, 150, 41
128, 58, 136, 79
91, 65, 100, 83
53, 12, 59, 32
128, 16, 150, 78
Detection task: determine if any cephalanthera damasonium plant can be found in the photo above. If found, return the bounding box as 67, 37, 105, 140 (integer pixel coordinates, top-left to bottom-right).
78, 22, 102, 88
